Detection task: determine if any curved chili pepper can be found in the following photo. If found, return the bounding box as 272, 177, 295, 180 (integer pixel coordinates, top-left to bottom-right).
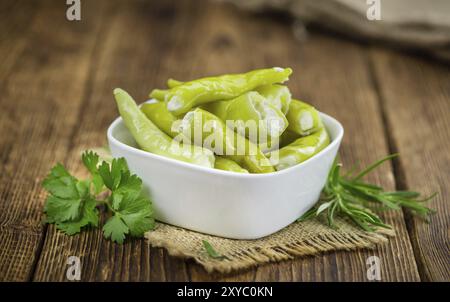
279, 130, 300, 147
150, 67, 292, 116
203, 91, 288, 142
141, 100, 180, 138
256, 84, 292, 115
268, 127, 330, 171
167, 78, 182, 89
113, 88, 215, 168
178, 108, 275, 173
149, 89, 168, 101
286, 99, 321, 136
214, 157, 249, 173
141, 101, 252, 174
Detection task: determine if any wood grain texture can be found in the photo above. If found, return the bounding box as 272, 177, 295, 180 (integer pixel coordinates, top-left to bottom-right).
0, 0, 447, 281
0, 0, 39, 83
33, 0, 195, 282
33, 0, 420, 282
178, 3, 420, 281
370, 48, 450, 281
0, 0, 107, 281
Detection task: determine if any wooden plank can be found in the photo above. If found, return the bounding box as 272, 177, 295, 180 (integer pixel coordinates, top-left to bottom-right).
32, 0, 196, 281
33, 0, 420, 281
180, 2, 421, 281
266, 33, 422, 281
0, 0, 107, 281
0, 0, 39, 83
369, 48, 450, 281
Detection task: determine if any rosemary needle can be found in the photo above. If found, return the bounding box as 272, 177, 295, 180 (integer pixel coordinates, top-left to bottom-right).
299, 154, 436, 231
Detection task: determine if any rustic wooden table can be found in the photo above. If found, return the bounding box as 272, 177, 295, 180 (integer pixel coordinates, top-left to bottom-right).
0, 0, 448, 282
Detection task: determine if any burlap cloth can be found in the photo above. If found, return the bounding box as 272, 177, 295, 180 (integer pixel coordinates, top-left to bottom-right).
92, 147, 394, 273
145, 218, 394, 273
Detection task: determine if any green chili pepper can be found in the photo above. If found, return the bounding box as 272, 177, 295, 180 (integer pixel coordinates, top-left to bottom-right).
258, 137, 280, 154
279, 130, 300, 147
142, 100, 273, 173
150, 67, 292, 115
214, 157, 249, 173
166, 80, 289, 141
167, 78, 182, 89
258, 128, 298, 153
178, 108, 275, 173
268, 127, 330, 171
255, 84, 292, 115
113, 88, 215, 168
141, 100, 180, 138
286, 99, 321, 136
203, 91, 288, 142
149, 88, 168, 101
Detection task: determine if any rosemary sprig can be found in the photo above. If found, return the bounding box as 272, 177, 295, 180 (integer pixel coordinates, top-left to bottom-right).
299, 154, 436, 231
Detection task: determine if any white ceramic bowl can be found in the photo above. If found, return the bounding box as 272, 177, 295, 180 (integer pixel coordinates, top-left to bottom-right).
107, 113, 343, 239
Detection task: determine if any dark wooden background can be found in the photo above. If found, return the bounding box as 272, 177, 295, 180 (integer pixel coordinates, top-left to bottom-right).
0, 0, 448, 282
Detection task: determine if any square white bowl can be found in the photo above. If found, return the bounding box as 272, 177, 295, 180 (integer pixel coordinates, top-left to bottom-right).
107, 113, 343, 239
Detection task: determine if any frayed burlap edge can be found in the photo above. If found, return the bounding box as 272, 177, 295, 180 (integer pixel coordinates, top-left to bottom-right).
145, 218, 395, 273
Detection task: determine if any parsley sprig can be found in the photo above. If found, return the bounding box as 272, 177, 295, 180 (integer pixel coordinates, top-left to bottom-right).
202, 240, 227, 260
299, 154, 436, 231
42, 151, 154, 243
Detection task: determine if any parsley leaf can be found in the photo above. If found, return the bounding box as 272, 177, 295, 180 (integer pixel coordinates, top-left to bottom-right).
116, 195, 154, 236
43, 151, 155, 243
99, 156, 154, 243
113, 170, 142, 206
202, 240, 226, 260
98, 158, 128, 191
103, 215, 129, 244
81, 150, 99, 174
55, 197, 99, 235
104, 193, 154, 243
43, 164, 89, 223
82, 151, 104, 194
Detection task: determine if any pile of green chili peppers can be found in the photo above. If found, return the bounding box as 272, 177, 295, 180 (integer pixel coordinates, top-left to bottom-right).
113, 67, 330, 173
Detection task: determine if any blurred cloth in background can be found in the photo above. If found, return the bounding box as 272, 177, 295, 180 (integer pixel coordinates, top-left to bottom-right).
221, 0, 450, 61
